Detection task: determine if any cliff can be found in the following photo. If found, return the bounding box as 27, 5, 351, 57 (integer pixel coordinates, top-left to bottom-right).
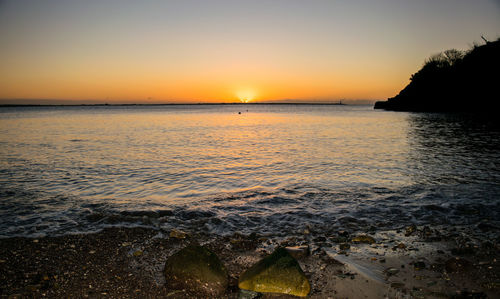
375, 38, 500, 112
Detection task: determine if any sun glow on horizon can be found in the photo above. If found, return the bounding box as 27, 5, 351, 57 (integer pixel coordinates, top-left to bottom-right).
236, 89, 256, 103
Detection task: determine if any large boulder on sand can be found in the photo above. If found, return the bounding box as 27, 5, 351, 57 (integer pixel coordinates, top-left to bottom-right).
164, 245, 228, 297
238, 247, 311, 297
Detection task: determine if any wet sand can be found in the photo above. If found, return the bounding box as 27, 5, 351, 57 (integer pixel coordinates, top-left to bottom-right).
1, 226, 499, 298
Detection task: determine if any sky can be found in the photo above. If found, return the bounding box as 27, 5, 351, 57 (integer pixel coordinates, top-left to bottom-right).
0, 0, 499, 104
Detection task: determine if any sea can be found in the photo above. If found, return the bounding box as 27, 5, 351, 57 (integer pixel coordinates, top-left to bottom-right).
1, 104, 499, 238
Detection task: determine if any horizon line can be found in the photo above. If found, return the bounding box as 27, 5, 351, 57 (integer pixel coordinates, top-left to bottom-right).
0, 98, 378, 105
0, 102, 378, 107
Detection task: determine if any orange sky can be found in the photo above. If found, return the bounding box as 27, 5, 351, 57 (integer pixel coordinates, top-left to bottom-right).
1, 0, 499, 103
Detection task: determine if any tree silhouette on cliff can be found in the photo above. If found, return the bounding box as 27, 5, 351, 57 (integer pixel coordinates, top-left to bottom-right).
375, 37, 500, 113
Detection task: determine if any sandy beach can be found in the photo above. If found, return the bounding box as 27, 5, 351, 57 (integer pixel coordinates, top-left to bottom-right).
1, 225, 498, 298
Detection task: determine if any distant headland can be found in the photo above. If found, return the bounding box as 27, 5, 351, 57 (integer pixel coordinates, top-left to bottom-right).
375, 37, 500, 113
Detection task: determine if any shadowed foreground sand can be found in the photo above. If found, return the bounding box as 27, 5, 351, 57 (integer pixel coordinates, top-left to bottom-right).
1, 227, 499, 298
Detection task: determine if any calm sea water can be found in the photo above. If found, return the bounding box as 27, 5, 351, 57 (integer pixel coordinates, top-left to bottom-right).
0, 105, 499, 238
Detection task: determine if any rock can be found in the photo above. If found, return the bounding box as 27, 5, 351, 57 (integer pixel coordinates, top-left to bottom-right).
164, 245, 228, 297
384, 267, 400, 276
331, 236, 348, 243
351, 235, 376, 244
238, 247, 310, 297
133, 250, 142, 257
339, 243, 350, 250
238, 289, 262, 299
314, 236, 327, 242
445, 257, 472, 273
338, 230, 350, 238
477, 222, 497, 232
390, 282, 405, 289
285, 246, 309, 260
413, 261, 426, 270
392, 243, 406, 250
405, 224, 417, 236
170, 228, 188, 239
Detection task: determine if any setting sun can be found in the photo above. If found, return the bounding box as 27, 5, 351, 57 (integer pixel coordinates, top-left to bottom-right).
236, 89, 256, 103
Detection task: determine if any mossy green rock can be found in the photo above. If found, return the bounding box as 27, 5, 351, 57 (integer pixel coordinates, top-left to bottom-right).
164, 245, 228, 297
238, 247, 310, 297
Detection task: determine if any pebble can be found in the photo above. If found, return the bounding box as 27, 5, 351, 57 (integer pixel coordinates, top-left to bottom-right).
285, 245, 309, 260
390, 282, 405, 289
339, 243, 350, 250
392, 243, 406, 250
170, 229, 188, 239
351, 235, 376, 244
405, 224, 417, 236
413, 261, 426, 270
384, 267, 400, 276
238, 289, 261, 299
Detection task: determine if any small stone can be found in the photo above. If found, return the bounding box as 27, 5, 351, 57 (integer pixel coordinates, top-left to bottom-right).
238, 289, 262, 299
411, 289, 426, 298
285, 246, 309, 260
338, 230, 350, 238
384, 267, 399, 276
405, 224, 417, 236
392, 243, 406, 250
89, 250, 96, 254
121, 242, 131, 247
413, 261, 426, 270
239, 247, 310, 297
33, 239, 39, 243
351, 235, 376, 244
339, 243, 350, 250
170, 228, 188, 239
314, 236, 327, 242
391, 282, 405, 289
133, 250, 143, 257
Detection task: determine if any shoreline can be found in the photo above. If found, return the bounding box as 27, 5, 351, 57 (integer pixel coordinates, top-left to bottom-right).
1, 226, 498, 298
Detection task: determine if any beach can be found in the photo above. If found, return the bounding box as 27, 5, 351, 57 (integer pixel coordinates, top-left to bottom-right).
1, 224, 499, 298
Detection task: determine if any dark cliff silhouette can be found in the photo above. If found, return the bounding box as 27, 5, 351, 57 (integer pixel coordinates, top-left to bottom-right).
375, 37, 500, 113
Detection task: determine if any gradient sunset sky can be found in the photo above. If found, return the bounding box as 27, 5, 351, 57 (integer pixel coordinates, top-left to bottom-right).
1, 0, 499, 103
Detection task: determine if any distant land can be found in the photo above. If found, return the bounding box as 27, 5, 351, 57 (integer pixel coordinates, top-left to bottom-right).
375, 37, 499, 113
0, 99, 376, 106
